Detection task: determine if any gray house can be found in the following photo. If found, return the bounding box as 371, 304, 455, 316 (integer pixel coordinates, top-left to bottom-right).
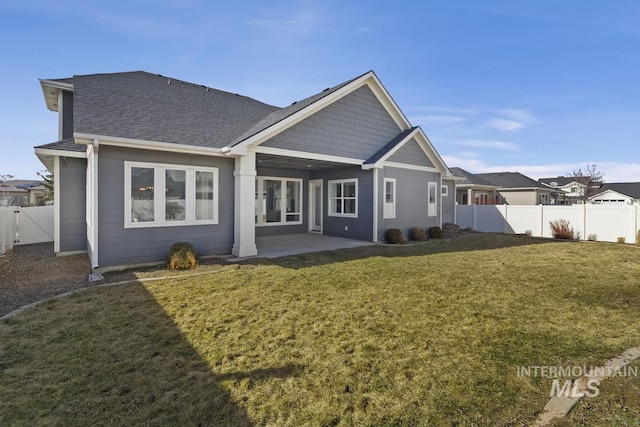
34, 71, 456, 270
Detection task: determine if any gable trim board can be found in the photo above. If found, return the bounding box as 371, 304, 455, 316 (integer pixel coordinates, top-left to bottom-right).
226, 71, 411, 155
362, 127, 450, 175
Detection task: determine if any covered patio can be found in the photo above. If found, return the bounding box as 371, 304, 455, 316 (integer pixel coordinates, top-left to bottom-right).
231, 233, 374, 260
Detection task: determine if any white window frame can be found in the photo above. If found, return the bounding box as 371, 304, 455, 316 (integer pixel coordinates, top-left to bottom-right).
255, 176, 303, 226
427, 181, 437, 217
124, 161, 219, 228
328, 178, 358, 218
441, 184, 449, 196
383, 177, 396, 219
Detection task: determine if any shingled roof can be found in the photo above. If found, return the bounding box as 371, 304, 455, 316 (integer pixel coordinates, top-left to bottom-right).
592, 182, 640, 199
477, 172, 549, 189
35, 138, 85, 152
449, 167, 498, 187
538, 176, 591, 187
72, 71, 280, 149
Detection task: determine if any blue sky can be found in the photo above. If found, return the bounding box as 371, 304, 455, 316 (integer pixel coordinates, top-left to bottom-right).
1, 0, 639, 181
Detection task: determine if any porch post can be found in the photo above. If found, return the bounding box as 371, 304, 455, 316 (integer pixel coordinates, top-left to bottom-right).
232, 150, 257, 257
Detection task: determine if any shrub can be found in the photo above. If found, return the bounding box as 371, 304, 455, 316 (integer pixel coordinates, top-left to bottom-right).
385, 228, 404, 244
408, 227, 427, 242
617, 237, 626, 244
428, 226, 443, 239
167, 242, 199, 270
549, 219, 574, 240
587, 234, 598, 241
524, 229, 532, 236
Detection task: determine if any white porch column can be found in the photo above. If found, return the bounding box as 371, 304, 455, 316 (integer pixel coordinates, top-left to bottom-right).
232, 150, 257, 257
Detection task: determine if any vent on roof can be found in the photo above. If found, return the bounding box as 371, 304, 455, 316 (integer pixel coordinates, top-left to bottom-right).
323, 87, 330, 91
291, 101, 297, 105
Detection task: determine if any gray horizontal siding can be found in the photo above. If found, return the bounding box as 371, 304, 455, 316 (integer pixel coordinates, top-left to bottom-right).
97, 146, 234, 268
379, 167, 440, 240
387, 138, 434, 167
441, 178, 456, 224
262, 85, 402, 160
59, 157, 87, 252
62, 91, 74, 140
310, 167, 373, 241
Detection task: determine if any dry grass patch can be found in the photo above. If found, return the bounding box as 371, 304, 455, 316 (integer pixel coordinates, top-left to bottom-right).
1, 235, 640, 426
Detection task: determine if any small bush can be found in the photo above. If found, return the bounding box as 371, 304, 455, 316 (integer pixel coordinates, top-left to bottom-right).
549, 219, 574, 240
408, 227, 427, 242
428, 226, 443, 239
587, 234, 598, 241
617, 237, 626, 244
167, 241, 199, 270
524, 229, 532, 236
385, 228, 404, 244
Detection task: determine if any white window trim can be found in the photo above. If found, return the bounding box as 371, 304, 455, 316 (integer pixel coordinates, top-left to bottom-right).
383, 177, 396, 219
328, 178, 358, 218
442, 184, 449, 196
124, 161, 219, 228
427, 181, 438, 217
255, 176, 304, 227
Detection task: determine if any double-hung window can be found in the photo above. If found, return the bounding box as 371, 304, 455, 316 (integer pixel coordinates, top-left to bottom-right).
125, 161, 218, 228
328, 179, 358, 218
255, 177, 303, 226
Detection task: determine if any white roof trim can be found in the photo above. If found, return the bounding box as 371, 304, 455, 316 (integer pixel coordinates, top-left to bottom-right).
226, 71, 411, 155
363, 127, 453, 175
589, 189, 633, 200
74, 133, 228, 157
34, 147, 86, 159
39, 79, 74, 112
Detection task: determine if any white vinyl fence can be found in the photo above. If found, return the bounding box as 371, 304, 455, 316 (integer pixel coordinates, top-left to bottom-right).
457, 204, 640, 243
0, 205, 54, 254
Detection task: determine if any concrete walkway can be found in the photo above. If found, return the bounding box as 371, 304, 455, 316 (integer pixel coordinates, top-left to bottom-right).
253, 233, 374, 259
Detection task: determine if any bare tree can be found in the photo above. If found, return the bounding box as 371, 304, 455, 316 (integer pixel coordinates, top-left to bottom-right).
37, 170, 54, 203
569, 164, 605, 203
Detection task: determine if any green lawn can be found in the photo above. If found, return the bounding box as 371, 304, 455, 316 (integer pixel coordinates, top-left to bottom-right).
1, 234, 640, 426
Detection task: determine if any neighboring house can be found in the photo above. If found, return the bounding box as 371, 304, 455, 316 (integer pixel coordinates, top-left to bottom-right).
0, 180, 46, 207
589, 182, 640, 204
34, 70, 457, 270
476, 172, 553, 205
538, 176, 592, 204
449, 167, 500, 205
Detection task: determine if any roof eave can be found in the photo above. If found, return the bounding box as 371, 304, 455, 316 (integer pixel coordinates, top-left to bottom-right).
39, 79, 74, 112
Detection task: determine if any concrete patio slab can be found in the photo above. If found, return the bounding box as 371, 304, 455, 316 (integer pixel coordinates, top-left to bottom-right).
229, 233, 375, 261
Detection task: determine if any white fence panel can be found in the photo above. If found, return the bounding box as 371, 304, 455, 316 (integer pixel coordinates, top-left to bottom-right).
16, 206, 54, 245
585, 205, 636, 243
541, 206, 585, 239
456, 205, 474, 229
0, 207, 15, 255
474, 205, 507, 233
504, 205, 543, 235
455, 204, 639, 243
